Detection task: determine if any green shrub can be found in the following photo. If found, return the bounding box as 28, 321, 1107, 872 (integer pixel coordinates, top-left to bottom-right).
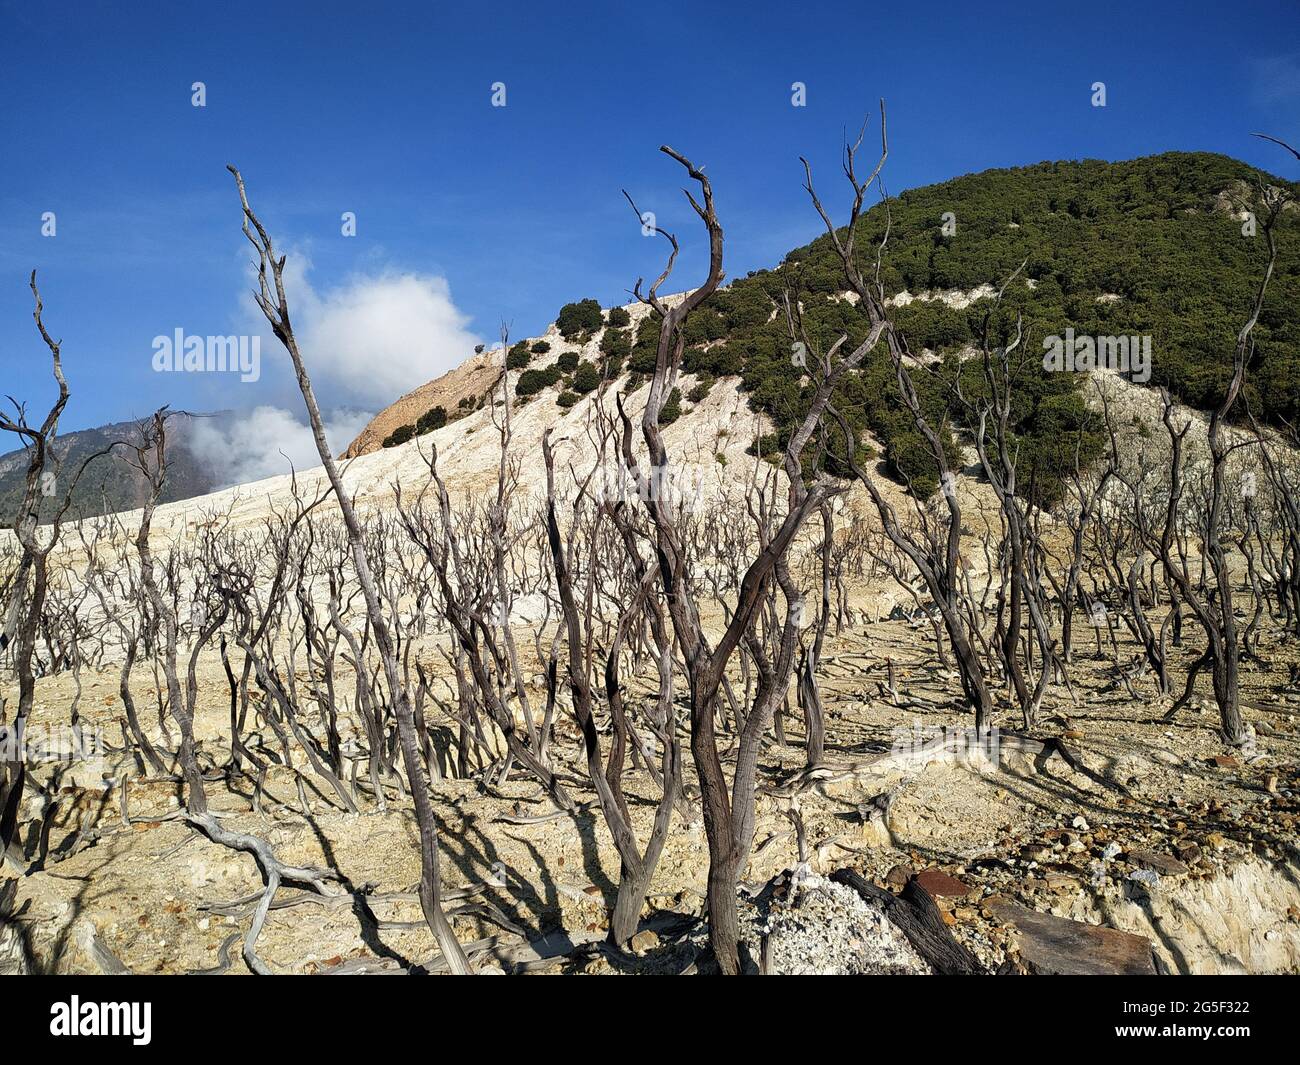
629, 315, 661, 374
506, 344, 531, 370
684, 342, 742, 377
660, 387, 683, 425
382, 424, 415, 447
516, 365, 564, 397
556, 351, 579, 373
600, 327, 631, 358
606, 306, 631, 328
682, 309, 726, 345
531, 340, 551, 354
557, 391, 579, 408
687, 374, 715, 403
572, 361, 601, 395
557, 298, 603, 339
516, 370, 548, 397
415, 406, 447, 434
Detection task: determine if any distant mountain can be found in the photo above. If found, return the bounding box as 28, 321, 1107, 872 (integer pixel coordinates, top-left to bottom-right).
0, 411, 236, 523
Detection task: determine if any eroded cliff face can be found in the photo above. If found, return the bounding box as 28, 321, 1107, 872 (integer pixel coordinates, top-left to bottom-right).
1065, 855, 1300, 974
340, 346, 501, 458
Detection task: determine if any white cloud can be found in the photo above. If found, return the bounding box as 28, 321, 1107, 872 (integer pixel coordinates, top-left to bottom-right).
245, 255, 482, 407
201, 253, 479, 488
185, 405, 373, 489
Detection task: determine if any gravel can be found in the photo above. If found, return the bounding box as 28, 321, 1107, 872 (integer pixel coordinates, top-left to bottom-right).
740, 870, 932, 975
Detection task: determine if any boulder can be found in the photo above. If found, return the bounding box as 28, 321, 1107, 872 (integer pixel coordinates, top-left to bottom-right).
911, 868, 972, 899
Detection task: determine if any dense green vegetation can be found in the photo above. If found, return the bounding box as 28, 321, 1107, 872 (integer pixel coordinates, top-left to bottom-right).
385, 153, 1297, 504
382, 424, 415, 447
506, 341, 531, 370
662, 151, 1296, 499
18, 156, 1295, 518
515, 364, 564, 397
572, 361, 601, 395
660, 387, 683, 425
687, 374, 715, 403
416, 405, 447, 433
382, 404, 449, 447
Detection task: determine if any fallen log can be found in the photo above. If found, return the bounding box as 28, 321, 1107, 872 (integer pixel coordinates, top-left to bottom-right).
830, 867, 985, 975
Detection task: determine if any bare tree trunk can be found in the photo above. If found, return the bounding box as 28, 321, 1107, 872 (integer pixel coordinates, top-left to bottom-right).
228, 167, 470, 973
801, 109, 996, 732
1156, 189, 1281, 744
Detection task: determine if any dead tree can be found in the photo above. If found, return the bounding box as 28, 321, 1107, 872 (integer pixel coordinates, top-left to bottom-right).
1054, 382, 1119, 663
116, 410, 341, 972
227, 166, 470, 973
1250, 414, 1300, 635
0, 274, 107, 857
1157, 183, 1285, 743
125, 412, 210, 810
76, 516, 170, 774
624, 145, 878, 973
956, 277, 1062, 727
396, 444, 575, 806
796, 502, 834, 767
541, 425, 682, 946
802, 108, 997, 731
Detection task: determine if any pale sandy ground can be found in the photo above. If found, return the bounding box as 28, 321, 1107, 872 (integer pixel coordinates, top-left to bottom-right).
5, 565, 1298, 975
3, 326, 1299, 974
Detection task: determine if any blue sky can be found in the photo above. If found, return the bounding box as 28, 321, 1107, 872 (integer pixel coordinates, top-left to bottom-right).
1, 0, 1297, 440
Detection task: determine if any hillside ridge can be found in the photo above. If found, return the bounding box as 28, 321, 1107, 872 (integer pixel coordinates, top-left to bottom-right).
341, 150, 1298, 501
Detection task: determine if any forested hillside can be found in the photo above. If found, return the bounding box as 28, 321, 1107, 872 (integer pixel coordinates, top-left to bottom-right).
686, 152, 1297, 496
455, 152, 1295, 501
